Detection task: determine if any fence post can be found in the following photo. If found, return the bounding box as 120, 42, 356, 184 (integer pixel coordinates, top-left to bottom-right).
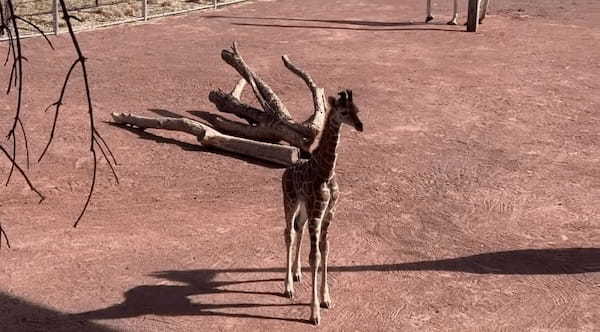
53, 0, 59, 35
142, 0, 148, 20
466, 0, 480, 32
213, 0, 217, 10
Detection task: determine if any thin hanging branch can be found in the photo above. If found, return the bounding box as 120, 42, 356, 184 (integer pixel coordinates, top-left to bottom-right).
53, 0, 118, 227
1, 0, 54, 181
4, 0, 27, 185
38, 58, 80, 162
0, 144, 45, 202
0, 0, 54, 247
1, 0, 116, 246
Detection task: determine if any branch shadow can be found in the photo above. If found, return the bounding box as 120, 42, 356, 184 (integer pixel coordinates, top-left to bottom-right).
1, 292, 117, 332
203, 15, 465, 32
73, 248, 599, 325
108, 108, 285, 169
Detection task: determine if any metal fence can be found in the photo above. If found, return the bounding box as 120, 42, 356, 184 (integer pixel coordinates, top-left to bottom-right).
4, 0, 248, 39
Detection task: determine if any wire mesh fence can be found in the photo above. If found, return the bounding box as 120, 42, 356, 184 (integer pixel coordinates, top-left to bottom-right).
5, 0, 247, 39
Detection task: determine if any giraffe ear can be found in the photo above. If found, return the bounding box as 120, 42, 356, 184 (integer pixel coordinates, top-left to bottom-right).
327, 96, 337, 108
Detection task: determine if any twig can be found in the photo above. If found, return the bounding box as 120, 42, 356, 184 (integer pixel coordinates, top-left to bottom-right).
39, 59, 81, 162
4, 0, 25, 186
0, 223, 10, 248
14, 16, 54, 49
0, 144, 45, 202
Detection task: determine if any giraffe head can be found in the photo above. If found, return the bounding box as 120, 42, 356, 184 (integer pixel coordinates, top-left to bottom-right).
328, 89, 364, 132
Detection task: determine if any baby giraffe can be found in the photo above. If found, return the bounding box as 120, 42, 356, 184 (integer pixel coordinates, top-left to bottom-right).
281, 89, 363, 325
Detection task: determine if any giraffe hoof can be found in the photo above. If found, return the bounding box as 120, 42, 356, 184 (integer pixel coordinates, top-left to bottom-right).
320, 300, 333, 309
293, 273, 302, 282
283, 290, 294, 299
447, 20, 458, 25
311, 315, 321, 326
425, 16, 434, 23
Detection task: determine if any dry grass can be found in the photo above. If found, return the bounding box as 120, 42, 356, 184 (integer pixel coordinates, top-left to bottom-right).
13, 0, 216, 33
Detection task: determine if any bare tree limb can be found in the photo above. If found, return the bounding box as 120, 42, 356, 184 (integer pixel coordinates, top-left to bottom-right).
111, 112, 299, 166
112, 113, 207, 137
230, 78, 246, 100
281, 55, 327, 135
222, 42, 292, 119
208, 88, 264, 125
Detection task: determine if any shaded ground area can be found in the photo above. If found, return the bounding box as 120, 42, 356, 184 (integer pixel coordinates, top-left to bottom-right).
1, 0, 600, 330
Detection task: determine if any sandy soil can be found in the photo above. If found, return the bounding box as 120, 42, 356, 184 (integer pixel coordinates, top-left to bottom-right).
1, 0, 600, 330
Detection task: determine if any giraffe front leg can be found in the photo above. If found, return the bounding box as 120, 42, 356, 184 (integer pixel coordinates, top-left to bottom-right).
425, 0, 434, 22
447, 0, 458, 25
320, 181, 339, 309
319, 235, 332, 309
308, 216, 323, 325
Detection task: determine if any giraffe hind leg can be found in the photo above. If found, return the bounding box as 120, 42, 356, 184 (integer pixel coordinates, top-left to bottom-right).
308, 192, 330, 325
308, 215, 323, 325
447, 0, 458, 25
292, 201, 307, 282
479, 0, 489, 23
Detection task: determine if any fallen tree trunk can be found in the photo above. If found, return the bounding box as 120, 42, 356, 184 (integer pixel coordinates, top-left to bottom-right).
111, 43, 328, 167
111, 112, 299, 166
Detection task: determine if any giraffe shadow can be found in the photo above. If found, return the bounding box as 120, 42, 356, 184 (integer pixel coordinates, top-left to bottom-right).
72, 248, 600, 325
107, 108, 285, 169
203, 15, 466, 32
72, 269, 309, 324
1, 292, 117, 332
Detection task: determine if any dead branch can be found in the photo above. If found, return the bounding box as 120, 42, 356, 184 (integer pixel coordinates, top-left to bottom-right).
111, 112, 299, 166
281, 55, 326, 135
222, 42, 291, 119
230, 78, 246, 100
205, 44, 329, 153
110, 44, 327, 171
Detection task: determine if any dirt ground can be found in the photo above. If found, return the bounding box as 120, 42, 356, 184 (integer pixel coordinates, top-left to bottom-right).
1, 0, 600, 330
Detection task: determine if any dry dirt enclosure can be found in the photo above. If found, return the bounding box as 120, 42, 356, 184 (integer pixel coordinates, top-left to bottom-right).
1, 0, 600, 331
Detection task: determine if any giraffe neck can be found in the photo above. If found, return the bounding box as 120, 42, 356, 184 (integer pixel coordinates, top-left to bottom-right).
311, 110, 342, 180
